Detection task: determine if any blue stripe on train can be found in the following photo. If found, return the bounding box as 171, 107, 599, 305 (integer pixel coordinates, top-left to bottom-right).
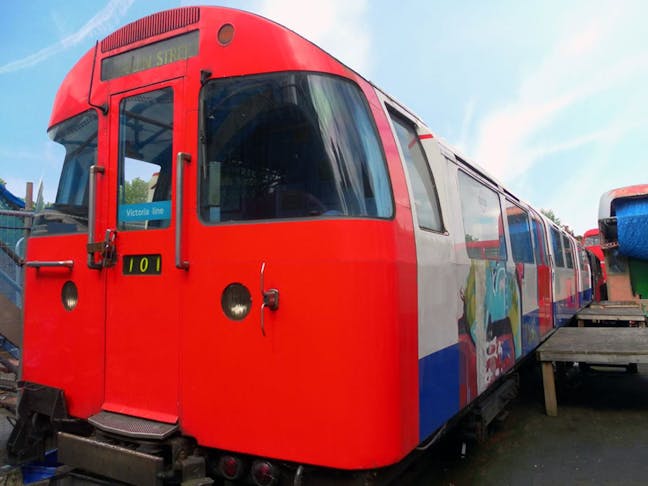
418, 294, 590, 442
553, 295, 580, 327
418, 306, 541, 441
418, 344, 460, 441
521, 308, 541, 355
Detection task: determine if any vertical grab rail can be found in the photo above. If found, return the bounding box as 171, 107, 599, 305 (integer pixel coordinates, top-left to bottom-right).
176, 152, 191, 270
87, 165, 105, 269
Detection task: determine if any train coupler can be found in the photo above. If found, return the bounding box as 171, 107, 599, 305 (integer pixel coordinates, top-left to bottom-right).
57, 413, 213, 485
7, 382, 69, 463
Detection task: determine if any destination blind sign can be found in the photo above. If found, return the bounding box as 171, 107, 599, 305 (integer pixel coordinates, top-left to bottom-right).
101, 30, 199, 81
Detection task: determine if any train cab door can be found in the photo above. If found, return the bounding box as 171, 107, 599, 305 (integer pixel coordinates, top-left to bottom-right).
100, 80, 186, 424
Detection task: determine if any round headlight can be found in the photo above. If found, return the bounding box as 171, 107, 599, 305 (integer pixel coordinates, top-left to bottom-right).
62, 281, 78, 311
217, 23, 235, 46
221, 283, 252, 321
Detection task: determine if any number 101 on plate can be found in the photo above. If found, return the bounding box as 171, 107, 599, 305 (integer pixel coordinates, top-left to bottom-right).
123, 254, 162, 275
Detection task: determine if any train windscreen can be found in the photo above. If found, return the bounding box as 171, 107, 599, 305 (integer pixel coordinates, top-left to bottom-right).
33, 110, 98, 235
198, 72, 393, 223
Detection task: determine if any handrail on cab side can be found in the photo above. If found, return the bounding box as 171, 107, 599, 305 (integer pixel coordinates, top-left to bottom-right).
175, 152, 191, 270
87, 165, 105, 270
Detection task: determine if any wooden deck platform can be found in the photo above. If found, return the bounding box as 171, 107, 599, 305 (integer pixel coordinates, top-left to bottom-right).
537, 327, 648, 416
575, 301, 646, 326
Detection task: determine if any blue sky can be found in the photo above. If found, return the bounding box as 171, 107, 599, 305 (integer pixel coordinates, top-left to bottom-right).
1, 0, 646, 235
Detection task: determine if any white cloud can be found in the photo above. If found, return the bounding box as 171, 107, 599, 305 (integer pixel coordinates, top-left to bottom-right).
471, 9, 648, 183
0, 0, 134, 74
458, 4, 648, 235
258, 0, 372, 76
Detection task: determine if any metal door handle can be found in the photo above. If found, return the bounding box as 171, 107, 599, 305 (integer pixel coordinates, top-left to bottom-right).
175, 152, 191, 270
260, 262, 279, 336
25, 261, 74, 269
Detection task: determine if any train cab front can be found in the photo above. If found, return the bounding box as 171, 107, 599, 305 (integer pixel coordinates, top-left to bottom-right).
16, 6, 420, 485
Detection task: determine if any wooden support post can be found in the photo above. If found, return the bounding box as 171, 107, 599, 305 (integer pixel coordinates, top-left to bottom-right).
541, 361, 558, 417
25, 182, 33, 210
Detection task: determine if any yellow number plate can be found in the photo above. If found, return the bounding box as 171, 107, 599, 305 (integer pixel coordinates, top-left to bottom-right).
122, 254, 162, 275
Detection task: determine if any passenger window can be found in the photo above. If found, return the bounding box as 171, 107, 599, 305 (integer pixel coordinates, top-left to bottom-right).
457, 171, 507, 260
389, 113, 444, 232
504, 200, 534, 264
562, 234, 574, 268
550, 227, 565, 267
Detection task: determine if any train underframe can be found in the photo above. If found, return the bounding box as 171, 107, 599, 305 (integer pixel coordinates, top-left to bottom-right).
7, 370, 521, 486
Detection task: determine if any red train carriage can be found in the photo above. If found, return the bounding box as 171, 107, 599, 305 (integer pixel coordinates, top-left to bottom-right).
583, 228, 607, 300
12, 7, 590, 485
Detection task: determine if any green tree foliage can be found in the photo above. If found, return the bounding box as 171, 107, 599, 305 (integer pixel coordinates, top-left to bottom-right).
541, 208, 561, 227
0, 178, 6, 186
124, 177, 149, 204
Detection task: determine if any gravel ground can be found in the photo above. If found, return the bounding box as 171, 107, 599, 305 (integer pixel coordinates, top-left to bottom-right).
406, 362, 648, 485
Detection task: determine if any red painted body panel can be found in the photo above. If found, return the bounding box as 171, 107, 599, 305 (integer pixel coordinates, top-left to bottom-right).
101, 227, 181, 424
29, 6, 419, 470
531, 211, 553, 334
536, 264, 553, 334
180, 220, 417, 468
22, 235, 106, 419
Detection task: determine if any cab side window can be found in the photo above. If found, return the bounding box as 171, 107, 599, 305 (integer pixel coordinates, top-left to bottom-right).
389, 112, 444, 232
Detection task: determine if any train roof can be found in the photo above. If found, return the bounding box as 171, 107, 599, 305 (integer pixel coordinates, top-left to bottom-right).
50, 5, 543, 220
49, 6, 362, 128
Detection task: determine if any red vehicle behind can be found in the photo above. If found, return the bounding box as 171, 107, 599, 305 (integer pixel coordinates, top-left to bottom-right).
583, 228, 607, 300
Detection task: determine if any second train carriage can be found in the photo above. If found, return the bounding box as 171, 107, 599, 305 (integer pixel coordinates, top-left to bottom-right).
14, 6, 591, 484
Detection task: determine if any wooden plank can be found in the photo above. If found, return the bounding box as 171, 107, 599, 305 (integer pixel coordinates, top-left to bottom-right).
537, 327, 648, 364
576, 301, 646, 322
541, 361, 557, 417
575, 307, 646, 321
539, 352, 648, 364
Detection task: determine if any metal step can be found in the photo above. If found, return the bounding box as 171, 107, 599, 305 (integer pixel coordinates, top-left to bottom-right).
89, 411, 178, 440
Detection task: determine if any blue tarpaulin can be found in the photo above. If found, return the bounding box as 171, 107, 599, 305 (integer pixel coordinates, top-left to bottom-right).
616, 197, 648, 261
0, 184, 25, 210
